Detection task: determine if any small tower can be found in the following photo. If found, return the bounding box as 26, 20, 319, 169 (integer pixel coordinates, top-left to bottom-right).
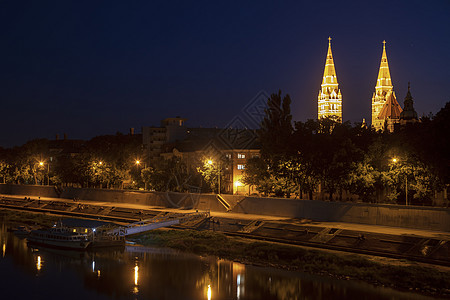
399, 82, 418, 126
318, 37, 342, 123
372, 41, 395, 131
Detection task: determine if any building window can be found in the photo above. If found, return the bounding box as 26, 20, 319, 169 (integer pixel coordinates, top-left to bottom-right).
237, 164, 245, 170
237, 153, 245, 159
225, 154, 232, 159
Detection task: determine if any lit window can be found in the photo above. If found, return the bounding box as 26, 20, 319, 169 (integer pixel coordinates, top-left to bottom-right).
237, 153, 245, 159
237, 164, 245, 170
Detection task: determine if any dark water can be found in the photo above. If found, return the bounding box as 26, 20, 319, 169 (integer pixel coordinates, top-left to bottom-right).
0, 222, 435, 300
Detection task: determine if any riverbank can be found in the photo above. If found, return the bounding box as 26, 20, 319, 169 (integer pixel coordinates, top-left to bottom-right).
0, 209, 58, 228
130, 229, 450, 298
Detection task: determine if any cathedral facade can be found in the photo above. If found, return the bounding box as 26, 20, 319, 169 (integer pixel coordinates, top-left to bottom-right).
317, 37, 342, 123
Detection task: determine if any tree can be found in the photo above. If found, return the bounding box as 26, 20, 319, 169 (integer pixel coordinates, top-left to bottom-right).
241, 156, 272, 196
142, 157, 199, 192
197, 158, 227, 193
259, 90, 293, 159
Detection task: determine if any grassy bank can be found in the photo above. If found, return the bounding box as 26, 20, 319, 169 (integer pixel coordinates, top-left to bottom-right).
131, 229, 450, 297
0, 209, 59, 228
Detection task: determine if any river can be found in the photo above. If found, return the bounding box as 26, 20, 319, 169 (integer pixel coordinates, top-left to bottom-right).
0, 222, 436, 300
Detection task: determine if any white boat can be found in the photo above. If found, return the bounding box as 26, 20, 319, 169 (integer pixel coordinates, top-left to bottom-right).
27, 226, 91, 250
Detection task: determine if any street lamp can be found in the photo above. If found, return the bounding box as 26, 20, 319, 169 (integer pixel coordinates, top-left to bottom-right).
135, 160, 147, 190
39, 161, 50, 185
207, 159, 221, 194
392, 157, 407, 206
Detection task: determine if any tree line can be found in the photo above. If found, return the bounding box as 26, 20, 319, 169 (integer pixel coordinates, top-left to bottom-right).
242, 91, 450, 206
1, 91, 449, 206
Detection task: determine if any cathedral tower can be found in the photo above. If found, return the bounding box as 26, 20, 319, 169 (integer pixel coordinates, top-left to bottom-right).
372, 40, 396, 131
318, 37, 342, 122
399, 82, 418, 126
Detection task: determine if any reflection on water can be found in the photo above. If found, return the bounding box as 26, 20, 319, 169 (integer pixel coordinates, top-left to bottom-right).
36, 255, 42, 271
0, 219, 435, 300
134, 264, 139, 295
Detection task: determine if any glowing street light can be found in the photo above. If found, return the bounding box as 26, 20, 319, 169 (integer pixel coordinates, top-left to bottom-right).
38, 161, 50, 185
135, 159, 147, 190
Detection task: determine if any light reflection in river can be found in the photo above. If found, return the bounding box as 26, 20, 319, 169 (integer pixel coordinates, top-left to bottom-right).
36, 255, 42, 271
207, 284, 212, 300
0, 220, 437, 300
133, 261, 139, 295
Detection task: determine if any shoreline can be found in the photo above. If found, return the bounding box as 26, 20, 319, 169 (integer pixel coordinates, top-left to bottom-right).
130, 228, 450, 298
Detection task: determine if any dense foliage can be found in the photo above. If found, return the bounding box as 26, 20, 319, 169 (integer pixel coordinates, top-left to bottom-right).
0, 133, 142, 189
241, 92, 449, 205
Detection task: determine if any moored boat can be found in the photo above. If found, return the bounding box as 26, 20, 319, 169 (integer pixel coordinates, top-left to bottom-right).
27, 226, 91, 250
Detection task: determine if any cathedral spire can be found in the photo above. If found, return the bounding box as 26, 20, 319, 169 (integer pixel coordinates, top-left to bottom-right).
376, 40, 392, 90
400, 82, 418, 122
372, 40, 395, 131
318, 37, 342, 122
322, 36, 337, 86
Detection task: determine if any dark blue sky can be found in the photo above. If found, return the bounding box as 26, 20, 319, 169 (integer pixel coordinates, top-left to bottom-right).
1, 0, 449, 147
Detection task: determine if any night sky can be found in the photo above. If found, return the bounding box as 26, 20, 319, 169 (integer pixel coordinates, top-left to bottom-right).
1, 0, 449, 147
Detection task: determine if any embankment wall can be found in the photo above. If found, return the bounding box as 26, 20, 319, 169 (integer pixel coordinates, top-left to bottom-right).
1, 184, 448, 231
231, 196, 450, 231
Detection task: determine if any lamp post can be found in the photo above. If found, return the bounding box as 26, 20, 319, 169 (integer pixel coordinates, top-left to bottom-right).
207, 159, 221, 195
39, 161, 50, 185
392, 158, 407, 206
135, 160, 147, 190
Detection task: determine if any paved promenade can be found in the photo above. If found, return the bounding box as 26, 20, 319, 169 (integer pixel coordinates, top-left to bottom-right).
3, 193, 449, 241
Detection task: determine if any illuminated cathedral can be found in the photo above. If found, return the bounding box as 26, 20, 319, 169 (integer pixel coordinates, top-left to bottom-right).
317, 38, 418, 132
317, 37, 342, 123
371, 41, 402, 132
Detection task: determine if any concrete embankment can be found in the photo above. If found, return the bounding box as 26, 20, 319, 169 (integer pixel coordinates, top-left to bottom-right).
1, 196, 449, 267
1, 183, 449, 232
